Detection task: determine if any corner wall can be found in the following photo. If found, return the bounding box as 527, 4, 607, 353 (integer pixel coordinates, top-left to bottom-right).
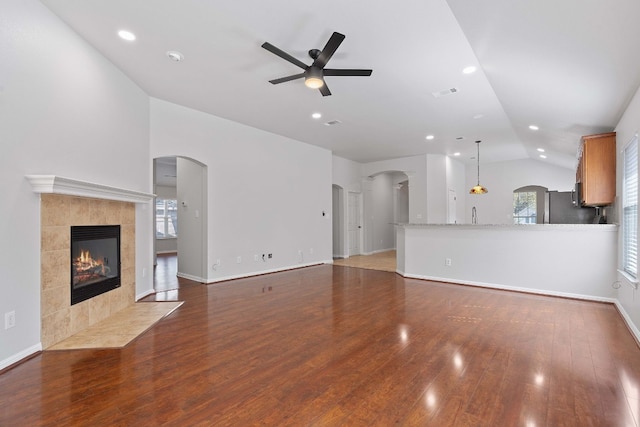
0, 1, 151, 369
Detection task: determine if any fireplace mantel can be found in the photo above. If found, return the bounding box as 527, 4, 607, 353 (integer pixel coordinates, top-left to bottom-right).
26, 175, 155, 203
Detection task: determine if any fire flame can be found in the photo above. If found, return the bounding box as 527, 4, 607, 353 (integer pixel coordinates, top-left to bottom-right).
74, 249, 107, 276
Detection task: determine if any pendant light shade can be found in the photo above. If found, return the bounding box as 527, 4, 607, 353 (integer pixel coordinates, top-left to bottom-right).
470, 140, 488, 194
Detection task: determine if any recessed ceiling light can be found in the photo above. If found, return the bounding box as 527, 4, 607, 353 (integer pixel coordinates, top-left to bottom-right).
529, 125, 539, 131
539, 154, 547, 159
425, 135, 435, 140
117, 30, 136, 41
462, 66, 477, 74
473, 114, 484, 120
166, 51, 184, 62
537, 148, 545, 152
453, 152, 461, 156
311, 112, 322, 119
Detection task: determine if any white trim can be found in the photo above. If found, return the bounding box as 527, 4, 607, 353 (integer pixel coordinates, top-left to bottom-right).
177, 272, 206, 283
136, 289, 156, 301
400, 272, 617, 303
614, 300, 640, 345
26, 175, 155, 203
0, 343, 42, 371
206, 261, 331, 284
617, 269, 639, 289
361, 247, 396, 256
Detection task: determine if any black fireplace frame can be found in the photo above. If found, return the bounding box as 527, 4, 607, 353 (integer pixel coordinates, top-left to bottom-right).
70, 225, 121, 305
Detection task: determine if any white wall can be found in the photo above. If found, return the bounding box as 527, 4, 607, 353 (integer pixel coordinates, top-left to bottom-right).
363, 173, 395, 253
615, 84, 640, 335
332, 156, 362, 257
400, 224, 618, 300
364, 155, 429, 223
332, 186, 342, 257
332, 156, 363, 193
0, 0, 151, 367
427, 155, 447, 223
176, 158, 206, 281
446, 157, 466, 224
465, 159, 575, 224
150, 98, 332, 281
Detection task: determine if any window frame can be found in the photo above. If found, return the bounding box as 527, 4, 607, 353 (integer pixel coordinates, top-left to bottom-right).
622, 135, 638, 279
155, 198, 178, 239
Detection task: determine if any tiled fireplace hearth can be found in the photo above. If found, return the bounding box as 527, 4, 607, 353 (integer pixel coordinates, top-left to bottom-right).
27, 175, 154, 349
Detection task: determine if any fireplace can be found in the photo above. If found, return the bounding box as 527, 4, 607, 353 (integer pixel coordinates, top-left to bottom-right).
71, 225, 121, 305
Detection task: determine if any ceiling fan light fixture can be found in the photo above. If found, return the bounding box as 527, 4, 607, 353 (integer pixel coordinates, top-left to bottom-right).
305, 67, 324, 89
305, 77, 324, 89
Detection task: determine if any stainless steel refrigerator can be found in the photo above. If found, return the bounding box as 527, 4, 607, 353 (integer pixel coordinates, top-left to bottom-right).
544, 191, 596, 224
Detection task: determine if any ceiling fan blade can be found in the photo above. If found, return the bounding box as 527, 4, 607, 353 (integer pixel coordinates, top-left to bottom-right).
319, 82, 332, 97
323, 69, 373, 77
269, 73, 305, 84
261, 42, 308, 69
312, 32, 345, 69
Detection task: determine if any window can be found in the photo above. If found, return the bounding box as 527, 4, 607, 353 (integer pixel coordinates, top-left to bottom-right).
623, 136, 638, 278
156, 198, 178, 239
513, 191, 537, 224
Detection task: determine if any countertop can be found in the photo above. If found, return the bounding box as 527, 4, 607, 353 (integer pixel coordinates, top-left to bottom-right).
397, 223, 618, 230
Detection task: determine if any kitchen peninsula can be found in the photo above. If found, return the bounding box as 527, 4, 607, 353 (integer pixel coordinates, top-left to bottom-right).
396, 223, 618, 301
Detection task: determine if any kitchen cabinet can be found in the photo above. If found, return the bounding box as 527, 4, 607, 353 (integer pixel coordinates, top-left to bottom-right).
576, 132, 616, 206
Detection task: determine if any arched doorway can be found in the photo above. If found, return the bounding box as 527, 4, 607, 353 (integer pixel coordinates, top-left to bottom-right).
153, 156, 208, 287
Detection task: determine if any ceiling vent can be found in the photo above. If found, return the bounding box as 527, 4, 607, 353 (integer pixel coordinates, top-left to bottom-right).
324, 120, 342, 126
432, 87, 459, 98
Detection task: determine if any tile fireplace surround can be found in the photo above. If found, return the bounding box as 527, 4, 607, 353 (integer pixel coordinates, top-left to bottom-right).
28, 175, 155, 349
40, 194, 135, 348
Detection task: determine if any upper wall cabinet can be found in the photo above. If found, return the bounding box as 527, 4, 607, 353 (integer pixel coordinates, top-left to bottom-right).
576, 132, 616, 206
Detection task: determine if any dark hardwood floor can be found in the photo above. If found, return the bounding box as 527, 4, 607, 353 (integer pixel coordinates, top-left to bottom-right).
1, 261, 640, 425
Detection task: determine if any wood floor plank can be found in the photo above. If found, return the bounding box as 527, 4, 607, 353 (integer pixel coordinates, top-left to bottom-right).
1, 260, 640, 426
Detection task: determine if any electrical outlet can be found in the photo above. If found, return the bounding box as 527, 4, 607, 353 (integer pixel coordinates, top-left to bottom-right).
268, 253, 272, 259
236, 256, 241, 264
5, 311, 15, 329
254, 254, 259, 262
445, 258, 452, 266
310, 248, 314, 255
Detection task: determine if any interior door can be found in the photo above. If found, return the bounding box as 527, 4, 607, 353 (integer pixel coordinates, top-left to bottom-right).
348, 192, 361, 256
447, 189, 457, 224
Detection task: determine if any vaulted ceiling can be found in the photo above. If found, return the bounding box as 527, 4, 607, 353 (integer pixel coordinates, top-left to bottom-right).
41, 0, 640, 169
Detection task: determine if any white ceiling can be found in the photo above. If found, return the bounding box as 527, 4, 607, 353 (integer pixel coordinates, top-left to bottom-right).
40, 0, 640, 169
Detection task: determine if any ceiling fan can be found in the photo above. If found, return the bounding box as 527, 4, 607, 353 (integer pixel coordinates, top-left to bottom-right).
261, 32, 372, 96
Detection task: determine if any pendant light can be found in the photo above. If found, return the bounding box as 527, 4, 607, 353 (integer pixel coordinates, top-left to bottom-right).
469, 140, 488, 194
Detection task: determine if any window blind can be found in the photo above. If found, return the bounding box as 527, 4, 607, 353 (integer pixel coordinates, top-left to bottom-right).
623, 136, 638, 278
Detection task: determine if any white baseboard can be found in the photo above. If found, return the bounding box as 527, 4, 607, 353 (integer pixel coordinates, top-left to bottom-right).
361, 247, 396, 256
177, 272, 206, 283
614, 300, 640, 345
136, 288, 156, 301
206, 261, 330, 284
401, 272, 618, 303
0, 343, 42, 371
